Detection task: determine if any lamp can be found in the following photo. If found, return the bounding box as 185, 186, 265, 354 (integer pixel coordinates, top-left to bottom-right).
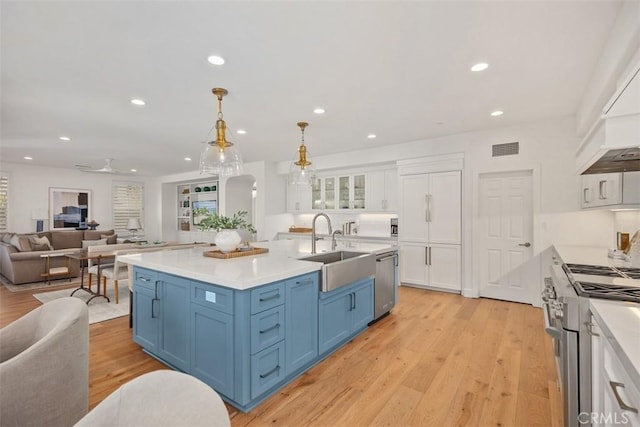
200, 88, 243, 177
126, 218, 142, 239
288, 121, 316, 186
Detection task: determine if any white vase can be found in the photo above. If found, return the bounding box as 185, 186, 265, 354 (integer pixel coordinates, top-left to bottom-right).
215, 229, 242, 253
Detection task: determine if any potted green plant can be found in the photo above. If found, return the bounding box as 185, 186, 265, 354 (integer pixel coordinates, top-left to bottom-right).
192, 209, 256, 252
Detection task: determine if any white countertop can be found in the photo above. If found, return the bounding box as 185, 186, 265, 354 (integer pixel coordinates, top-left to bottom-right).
118, 240, 396, 290
589, 299, 640, 386
554, 245, 639, 268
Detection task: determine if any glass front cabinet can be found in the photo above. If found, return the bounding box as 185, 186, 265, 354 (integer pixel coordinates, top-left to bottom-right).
311, 177, 337, 210
338, 174, 366, 210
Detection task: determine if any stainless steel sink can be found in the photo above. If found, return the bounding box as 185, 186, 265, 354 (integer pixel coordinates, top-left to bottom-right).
299, 251, 375, 292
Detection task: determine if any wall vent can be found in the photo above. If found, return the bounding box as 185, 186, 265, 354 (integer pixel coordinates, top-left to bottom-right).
492, 142, 519, 157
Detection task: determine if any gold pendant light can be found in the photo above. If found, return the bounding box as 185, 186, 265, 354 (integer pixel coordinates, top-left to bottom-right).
200, 88, 243, 176
289, 121, 316, 185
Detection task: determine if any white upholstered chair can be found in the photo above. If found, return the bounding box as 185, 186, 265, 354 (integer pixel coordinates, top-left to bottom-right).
74, 370, 231, 427
86, 243, 134, 297
0, 297, 89, 427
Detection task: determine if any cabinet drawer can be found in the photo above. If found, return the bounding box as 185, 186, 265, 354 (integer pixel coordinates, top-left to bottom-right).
250, 341, 285, 399
251, 306, 285, 354
191, 281, 234, 315
250, 282, 285, 314
134, 267, 158, 291
603, 338, 640, 422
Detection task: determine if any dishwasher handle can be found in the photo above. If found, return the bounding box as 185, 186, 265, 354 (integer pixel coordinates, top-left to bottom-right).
376, 254, 397, 262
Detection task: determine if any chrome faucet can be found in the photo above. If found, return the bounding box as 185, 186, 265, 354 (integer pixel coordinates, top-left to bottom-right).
331, 230, 343, 251
311, 213, 332, 254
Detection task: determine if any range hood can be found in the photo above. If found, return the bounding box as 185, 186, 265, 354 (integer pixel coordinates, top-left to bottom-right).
577, 63, 640, 175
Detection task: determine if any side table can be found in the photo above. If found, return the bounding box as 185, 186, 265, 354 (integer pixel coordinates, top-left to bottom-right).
40, 253, 71, 285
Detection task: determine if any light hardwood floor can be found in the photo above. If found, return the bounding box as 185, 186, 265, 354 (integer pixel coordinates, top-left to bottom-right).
0, 282, 563, 426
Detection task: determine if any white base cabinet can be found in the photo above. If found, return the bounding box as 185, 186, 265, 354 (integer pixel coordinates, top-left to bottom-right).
399, 243, 461, 292
591, 315, 640, 427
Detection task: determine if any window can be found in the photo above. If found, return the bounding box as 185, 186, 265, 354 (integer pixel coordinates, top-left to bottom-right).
0, 175, 7, 232
112, 182, 144, 235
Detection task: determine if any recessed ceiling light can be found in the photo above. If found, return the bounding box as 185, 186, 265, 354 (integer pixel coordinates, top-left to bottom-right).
367, 134, 376, 139
131, 98, 146, 106
207, 55, 225, 65
236, 129, 246, 135
313, 108, 325, 115
24, 156, 33, 160
471, 62, 489, 72
59, 136, 71, 141
184, 157, 192, 161
491, 110, 504, 116
130, 169, 137, 172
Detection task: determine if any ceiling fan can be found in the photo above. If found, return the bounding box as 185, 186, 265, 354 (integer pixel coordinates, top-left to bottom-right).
76, 158, 134, 174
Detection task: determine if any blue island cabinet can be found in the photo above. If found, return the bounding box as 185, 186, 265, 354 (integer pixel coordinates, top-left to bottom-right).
132, 266, 372, 412
132, 269, 191, 372
318, 277, 374, 355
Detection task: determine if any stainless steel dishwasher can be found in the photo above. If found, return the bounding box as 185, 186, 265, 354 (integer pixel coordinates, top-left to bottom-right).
373, 251, 398, 320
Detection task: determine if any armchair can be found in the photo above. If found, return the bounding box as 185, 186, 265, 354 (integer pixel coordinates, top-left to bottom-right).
0, 297, 89, 426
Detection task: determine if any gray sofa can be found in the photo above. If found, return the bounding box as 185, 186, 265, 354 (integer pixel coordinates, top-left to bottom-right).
0, 229, 116, 285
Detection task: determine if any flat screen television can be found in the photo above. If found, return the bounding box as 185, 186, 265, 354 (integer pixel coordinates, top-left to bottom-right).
192, 200, 217, 226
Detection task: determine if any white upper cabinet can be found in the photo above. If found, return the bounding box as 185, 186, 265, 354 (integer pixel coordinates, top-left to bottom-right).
337, 174, 366, 210
581, 171, 640, 209
286, 166, 398, 213
367, 169, 398, 212
286, 183, 312, 212
311, 177, 336, 211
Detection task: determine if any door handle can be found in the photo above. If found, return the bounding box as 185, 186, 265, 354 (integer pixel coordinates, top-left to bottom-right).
583, 188, 590, 203
519, 242, 531, 247
425, 247, 429, 265
428, 247, 431, 265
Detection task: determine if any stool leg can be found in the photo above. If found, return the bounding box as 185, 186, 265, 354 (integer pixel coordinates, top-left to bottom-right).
114, 279, 119, 304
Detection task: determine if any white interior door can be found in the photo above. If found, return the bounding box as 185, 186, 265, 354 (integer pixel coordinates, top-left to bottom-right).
478, 170, 533, 304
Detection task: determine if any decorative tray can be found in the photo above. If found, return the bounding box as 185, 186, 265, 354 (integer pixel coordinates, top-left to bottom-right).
288, 227, 313, 233
203, 247, 269, 259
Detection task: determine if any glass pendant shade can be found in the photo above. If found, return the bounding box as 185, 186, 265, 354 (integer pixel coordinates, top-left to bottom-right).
288, 121, 315, 186
200, 140, 243, 176
199, 88, 243, 177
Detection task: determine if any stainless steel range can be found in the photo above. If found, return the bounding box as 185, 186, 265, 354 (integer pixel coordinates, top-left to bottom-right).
543, 260, 640, 426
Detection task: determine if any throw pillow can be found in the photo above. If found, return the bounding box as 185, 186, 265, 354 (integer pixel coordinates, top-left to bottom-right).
29, 235, 54, 251
2, 233, 14, 244
82, 238, 107, 248
10, 235, 32, 252
101, 234, 117, 244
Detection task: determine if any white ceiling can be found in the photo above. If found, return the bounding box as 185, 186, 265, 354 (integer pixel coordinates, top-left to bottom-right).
0, 1, 623, 176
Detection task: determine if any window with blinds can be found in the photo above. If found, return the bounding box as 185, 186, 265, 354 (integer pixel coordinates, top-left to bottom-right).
112, 182, 144, 235
0, 175, 7, 232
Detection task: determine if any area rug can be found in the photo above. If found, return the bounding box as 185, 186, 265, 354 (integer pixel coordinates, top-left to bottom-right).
1, 274, 84, 292
33, 282, 129, 324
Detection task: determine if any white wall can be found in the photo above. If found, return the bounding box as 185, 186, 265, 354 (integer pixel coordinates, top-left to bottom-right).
0, 162, 150, 235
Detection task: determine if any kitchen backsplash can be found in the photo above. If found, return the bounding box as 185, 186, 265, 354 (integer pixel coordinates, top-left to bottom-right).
615, 210, 640, 237
291, 213, 397, 238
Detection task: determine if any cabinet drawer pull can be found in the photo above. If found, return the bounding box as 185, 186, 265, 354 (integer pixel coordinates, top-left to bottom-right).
259, 323, 280, 334
139, 277, 151, 282
259, 293, 280, 303
259, 365, 280, 379
599, 180, 607, 199
610, 381, 639, 413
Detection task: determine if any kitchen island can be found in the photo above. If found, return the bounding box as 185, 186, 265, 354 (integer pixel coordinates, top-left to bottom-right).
118, 241, 391, 412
